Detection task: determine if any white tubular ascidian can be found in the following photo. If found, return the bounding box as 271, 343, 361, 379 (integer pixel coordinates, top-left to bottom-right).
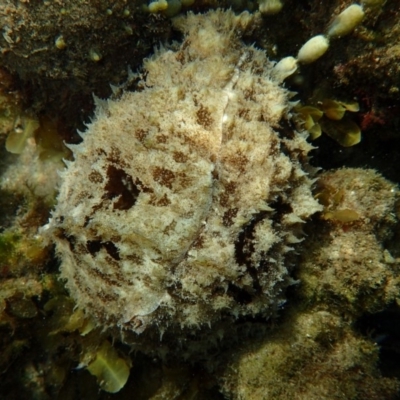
327, 4, 365, 38
297, 35, 330, 64
274, 3, 365, 80
258, 0, 283, 15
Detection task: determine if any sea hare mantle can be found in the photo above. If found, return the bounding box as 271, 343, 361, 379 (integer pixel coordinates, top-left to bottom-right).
42, 10, 322, 340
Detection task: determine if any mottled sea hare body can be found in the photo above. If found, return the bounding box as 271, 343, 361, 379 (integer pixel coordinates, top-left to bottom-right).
44, 10, 321, 343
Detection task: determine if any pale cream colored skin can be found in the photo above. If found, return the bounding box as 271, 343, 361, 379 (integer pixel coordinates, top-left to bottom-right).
43, 10, 321, 336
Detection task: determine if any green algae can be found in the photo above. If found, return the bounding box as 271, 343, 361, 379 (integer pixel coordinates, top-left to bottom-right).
86, 340, 131, 393
0, 231, 19, 266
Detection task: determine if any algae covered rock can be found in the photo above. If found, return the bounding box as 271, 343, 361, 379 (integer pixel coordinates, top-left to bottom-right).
42, 10, 321, 348
0, 0, 172, 132
220, 307, 400, 400
219, 168, 400, 400
301, 168, 400, 314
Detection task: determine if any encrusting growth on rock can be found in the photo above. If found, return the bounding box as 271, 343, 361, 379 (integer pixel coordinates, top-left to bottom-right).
220, 168, 400, 400
42, 9, 322, 349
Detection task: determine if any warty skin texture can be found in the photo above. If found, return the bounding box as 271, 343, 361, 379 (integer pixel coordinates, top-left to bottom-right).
43, 10, 322, 346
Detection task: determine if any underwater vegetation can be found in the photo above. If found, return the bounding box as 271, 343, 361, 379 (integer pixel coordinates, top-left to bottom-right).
295, 99, 361, 147
1, 0, 400, 399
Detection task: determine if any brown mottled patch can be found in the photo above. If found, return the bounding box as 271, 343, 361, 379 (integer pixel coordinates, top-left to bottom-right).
269, 137, 279, 155
88, 266, 122, 288
76, 243, 86, 254
225, 181, 237, 194
91, 202, 104, 214
153, 166, 175, 189
163, 220, 177, 235
96, 148, 107, 157
212, 168, 219, 180
134, 177, 154, 194
196, 104, 214, 129
113, 268, 133, 285
222, 123, 235, 143
219, 181, 237, 207
89, 170, 104, 184
182, 133, 196, 148
223, 208, 238, 227
243, 89, 255, 101
105, 255, 121, 270
135, 128, 147, 142
107, 147, 124, 165
150, 193, 171, 207
156, 134, 168, 143
77, 191, 92, 202
226, 152, 248, 172
173, 151, 188, 163
219, 192, 229, 207
126, 253, 143, 265
175, 39, 190, 64
176, 171, 193, 188
176, 51, 185, 64
238, 108, 250, 121
192, 234, 205, 249
98, 291, 119, 303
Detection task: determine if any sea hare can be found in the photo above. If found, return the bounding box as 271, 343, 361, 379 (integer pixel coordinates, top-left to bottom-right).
43, 10, 322, 343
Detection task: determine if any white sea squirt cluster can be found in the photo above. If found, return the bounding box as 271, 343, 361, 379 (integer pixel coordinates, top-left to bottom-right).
42, 9, 330, 340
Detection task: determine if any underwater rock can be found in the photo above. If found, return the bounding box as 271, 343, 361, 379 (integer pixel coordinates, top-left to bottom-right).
42, 9, 322, 348
302, 168, 400, 314
220, 307, 400, 400
0, 0, 172, 132
219, 168, 400, 400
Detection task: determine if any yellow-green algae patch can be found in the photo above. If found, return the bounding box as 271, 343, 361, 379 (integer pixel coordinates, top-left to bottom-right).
294, 99, 361, 146
86, 340, 131, 393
